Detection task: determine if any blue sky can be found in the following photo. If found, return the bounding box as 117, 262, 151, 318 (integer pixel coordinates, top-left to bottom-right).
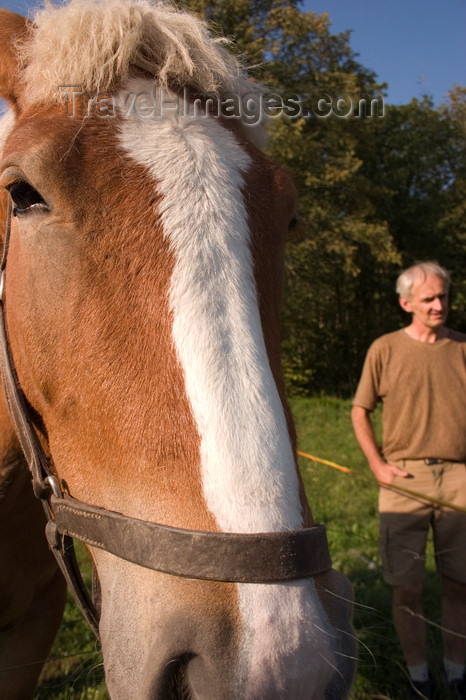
1, 0, 465, 106
302, 0, 465, 106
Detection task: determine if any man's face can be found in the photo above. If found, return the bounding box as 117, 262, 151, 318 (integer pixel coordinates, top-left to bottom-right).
400, 274, 449, 330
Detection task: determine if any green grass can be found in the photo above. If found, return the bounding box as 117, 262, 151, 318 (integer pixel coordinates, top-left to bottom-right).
35, 397, 447, 699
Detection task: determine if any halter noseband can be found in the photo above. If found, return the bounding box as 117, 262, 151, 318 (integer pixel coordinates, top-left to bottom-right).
0, 198, 332, 640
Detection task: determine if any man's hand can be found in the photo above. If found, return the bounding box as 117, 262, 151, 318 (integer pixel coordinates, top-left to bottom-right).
351, 405, 410, 487
368, 457, 409, 487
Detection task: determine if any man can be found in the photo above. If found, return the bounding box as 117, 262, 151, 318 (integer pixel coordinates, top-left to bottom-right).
352, 261, 466, 699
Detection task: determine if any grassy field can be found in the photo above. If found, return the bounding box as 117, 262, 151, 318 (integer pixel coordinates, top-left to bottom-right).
34, 397, 446, 699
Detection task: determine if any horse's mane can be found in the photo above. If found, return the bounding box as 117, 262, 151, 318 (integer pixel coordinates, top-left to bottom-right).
17, 0, 265, 137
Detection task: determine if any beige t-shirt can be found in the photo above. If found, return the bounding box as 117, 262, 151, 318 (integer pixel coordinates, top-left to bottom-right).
353, 328, 466, 462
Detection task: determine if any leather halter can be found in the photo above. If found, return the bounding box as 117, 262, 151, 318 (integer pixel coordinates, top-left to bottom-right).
0, 197, 332, 641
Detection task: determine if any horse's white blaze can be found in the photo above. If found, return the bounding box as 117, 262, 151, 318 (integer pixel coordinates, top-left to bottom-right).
119, 82, 302, 534
120, 81, 334, 693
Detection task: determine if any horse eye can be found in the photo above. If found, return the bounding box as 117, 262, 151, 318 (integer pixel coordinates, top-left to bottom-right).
7, 181, 49, 216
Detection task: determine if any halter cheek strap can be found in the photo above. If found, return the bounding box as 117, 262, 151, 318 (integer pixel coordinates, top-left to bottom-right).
0, 198, 332, 642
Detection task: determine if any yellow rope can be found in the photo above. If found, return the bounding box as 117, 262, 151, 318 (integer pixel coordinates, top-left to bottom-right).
297, 450, 466, 514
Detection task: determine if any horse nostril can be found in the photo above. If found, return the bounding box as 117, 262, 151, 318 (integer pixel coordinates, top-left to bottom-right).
158, 653, 196, 700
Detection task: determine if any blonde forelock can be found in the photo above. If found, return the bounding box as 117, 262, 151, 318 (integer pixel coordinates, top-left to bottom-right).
16, 0, 252, 105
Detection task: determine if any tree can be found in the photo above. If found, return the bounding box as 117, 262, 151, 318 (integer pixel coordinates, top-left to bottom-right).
437, 86, 466, 326
182, 0, 465, 395
357, 95, 466, 333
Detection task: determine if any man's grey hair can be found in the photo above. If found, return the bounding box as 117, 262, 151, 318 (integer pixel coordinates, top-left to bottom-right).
396, 262, 451, 301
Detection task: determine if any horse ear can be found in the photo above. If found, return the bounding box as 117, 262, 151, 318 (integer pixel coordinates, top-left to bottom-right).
0, 10, 30, 109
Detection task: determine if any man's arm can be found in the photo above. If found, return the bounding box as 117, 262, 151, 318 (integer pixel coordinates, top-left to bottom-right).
351, 405, 408, 486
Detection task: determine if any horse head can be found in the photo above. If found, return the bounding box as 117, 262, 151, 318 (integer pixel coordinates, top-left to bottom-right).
0, 2, 356, 698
